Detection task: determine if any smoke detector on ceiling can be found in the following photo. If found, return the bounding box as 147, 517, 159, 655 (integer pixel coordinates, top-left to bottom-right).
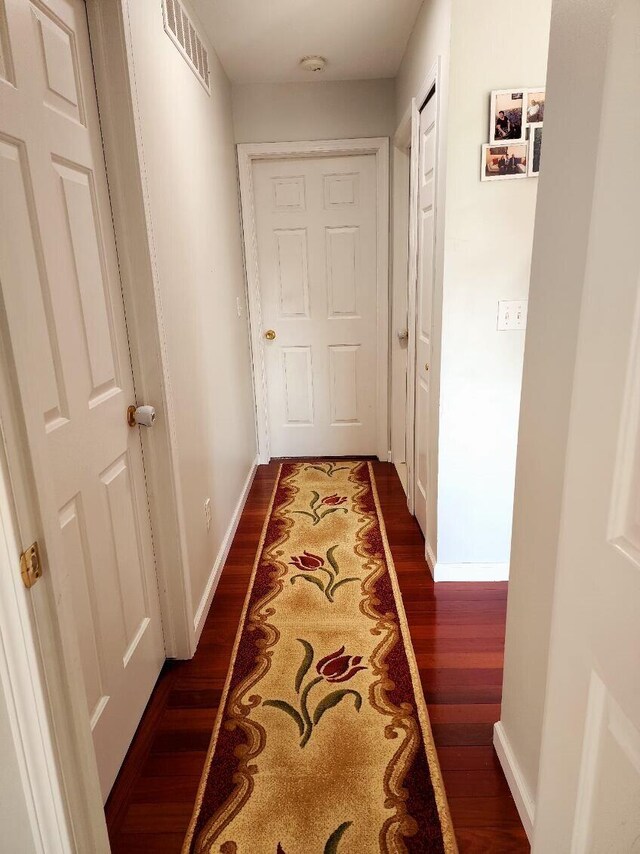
299, 55, 327, 73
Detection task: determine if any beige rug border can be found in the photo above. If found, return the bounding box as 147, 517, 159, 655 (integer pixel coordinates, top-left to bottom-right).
367, 462, 458, 854
182, 461, 458, 853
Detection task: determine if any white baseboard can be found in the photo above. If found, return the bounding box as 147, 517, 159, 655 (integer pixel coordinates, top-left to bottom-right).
425, 540, 436, 575
394, 461, 408, 496
432, 561, 510, 582
193, 457, 258, 642
493, 721, 535, 840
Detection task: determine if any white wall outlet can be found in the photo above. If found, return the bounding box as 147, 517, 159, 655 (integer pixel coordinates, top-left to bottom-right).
236, 296, 243, 318
497, 299, 528, 331
204, 497, 212, 531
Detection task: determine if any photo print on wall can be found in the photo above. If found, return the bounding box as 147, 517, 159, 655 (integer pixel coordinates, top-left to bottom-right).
481, 143, 528, 181
489, 90, 525, 143
528, 125, 543, 176
526, 90, 545, 124
482, 87, 545, 181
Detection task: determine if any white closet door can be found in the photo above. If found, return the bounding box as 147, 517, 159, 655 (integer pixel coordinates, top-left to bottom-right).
252, 154, 380, 458
414, 91, 437, 539
0, 0, 164, 799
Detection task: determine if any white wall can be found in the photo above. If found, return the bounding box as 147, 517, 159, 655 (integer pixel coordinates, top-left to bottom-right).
125, 0, 257, 627
232, 79, 395, 143
396, 0, 452, 125
434, 0, 552, 572
395, 0, 552, 576
499, 0, 616, 812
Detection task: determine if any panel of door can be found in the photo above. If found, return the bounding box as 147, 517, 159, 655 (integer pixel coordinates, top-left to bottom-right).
0, 0, 164, 799
532, 2, 640, 849
414, 91, 437, 539
252, 154, 379, 458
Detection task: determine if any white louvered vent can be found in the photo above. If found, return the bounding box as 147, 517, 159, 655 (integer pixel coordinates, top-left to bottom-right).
162, 0, 210, 93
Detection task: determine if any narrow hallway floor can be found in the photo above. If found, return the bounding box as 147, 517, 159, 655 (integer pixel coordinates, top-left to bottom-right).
106, 461, 529, 853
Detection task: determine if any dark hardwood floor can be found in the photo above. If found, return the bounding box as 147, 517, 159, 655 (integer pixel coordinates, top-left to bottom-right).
105, 461, 529, 852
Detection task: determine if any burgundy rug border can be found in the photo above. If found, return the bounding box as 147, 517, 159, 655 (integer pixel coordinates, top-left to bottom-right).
185, 461, 450, 852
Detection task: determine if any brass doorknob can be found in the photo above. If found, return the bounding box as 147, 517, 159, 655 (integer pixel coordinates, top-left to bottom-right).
425, 363, 430, 372
265, 329, 276, 340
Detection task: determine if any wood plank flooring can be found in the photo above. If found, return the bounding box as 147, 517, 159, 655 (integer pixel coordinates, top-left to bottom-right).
106, 461, 529, 852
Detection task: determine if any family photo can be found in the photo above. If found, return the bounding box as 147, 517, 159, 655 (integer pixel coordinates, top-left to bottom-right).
483, 87, 545, 180
527, 90, 545, 124
489, 90, 524, 142
482, 144, 528, 181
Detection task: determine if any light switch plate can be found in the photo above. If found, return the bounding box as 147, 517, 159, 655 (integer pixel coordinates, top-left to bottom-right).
497, 299, 528, 331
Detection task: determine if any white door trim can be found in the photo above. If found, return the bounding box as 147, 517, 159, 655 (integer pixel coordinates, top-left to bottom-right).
87, 0, 195, 658
0, 339, 109, 851
390, 121, 411, 489
404, 60, 440, 522
238, 137, 390, 463
0, 425, 74, 853
493, 721, 535, 839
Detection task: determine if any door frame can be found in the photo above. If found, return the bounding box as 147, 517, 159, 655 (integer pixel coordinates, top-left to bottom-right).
0, 409, 76, 852
237, 137, 390, 464
393, 107, 414, 509
403, 60, 441, 531
389, 130, 411, 492
87, 0, 195, 660
0, 335, 109, 850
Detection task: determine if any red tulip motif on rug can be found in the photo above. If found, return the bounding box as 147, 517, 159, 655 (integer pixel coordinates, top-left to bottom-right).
183, 461, 457, 854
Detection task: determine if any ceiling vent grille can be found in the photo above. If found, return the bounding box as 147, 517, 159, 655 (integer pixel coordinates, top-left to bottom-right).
162, 0, 210, 93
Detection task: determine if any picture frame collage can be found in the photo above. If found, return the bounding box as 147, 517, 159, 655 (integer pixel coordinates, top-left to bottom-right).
481, 88, 545, 182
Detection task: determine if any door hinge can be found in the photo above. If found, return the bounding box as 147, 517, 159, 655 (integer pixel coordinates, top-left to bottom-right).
20, 542, 42, 589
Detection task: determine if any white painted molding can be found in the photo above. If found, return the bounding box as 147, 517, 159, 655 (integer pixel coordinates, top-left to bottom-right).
237, 137, 390, 463
425, 539, 437, 576
0, 344, 110, 851
394, 104, 412, 151
193, 458, 258, 641
432, 561, 510, 582
0, 440, 73, 853
87, 0, 194, 658
493, 721, 535, 840
404, 98, 419, 517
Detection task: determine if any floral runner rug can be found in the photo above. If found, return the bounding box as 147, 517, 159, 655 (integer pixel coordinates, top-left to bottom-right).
183, 461, 457, 854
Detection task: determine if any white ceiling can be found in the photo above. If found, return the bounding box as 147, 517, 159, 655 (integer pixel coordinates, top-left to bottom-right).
190, 0, 423, 84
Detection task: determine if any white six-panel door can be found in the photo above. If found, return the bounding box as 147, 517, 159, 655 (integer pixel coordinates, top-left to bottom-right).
532, 1, 640, 848
413, 90, 437, 540
252, 153, 381, 458
0, 0, 164, 799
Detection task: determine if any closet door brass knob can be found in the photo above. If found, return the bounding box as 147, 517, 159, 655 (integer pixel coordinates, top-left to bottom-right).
265, 329, 276, 340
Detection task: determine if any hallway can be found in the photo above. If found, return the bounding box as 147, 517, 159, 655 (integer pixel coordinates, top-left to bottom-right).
105, 462, 527, 852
